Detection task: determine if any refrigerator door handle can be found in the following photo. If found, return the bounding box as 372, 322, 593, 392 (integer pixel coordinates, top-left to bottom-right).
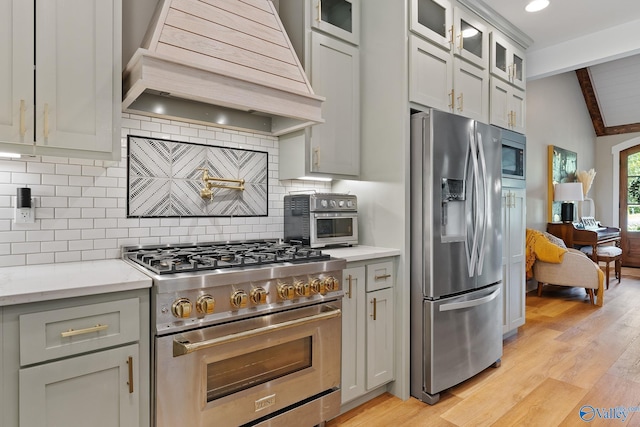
476, 132, 488, 275
439, 287, 501, 312
466, 130, 480, 277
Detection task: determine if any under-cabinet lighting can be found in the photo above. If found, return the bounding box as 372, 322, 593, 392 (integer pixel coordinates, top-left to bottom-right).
298, 176, 333, 182
525, 0, 549, 12
0, 152, 21, 159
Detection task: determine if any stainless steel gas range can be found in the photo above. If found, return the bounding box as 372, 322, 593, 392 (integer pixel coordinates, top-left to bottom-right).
122, 240, 346, 427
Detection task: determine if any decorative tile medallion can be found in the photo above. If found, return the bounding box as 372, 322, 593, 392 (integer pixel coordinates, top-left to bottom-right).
127, 136, 268, 217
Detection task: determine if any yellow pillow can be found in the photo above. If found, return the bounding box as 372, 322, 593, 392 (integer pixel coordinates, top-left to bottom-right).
526, 229, 567, 263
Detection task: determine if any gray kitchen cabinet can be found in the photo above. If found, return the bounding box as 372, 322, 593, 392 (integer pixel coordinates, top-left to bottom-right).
490, 31, 526, 90
502, 187, 526, 336
0, 0, 121, 160
409, 2, 489, 122
311, 0, 360, 46
278, 1, 360, 180
341, 259, 395, 405
341, 266, 366, 403
490, 77, 526, 134
489, 31, 526, 133
1, 289, 149, 427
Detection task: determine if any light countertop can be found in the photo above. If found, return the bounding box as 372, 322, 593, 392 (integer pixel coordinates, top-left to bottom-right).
0, 259, 152, 307
323, 245, 401, 263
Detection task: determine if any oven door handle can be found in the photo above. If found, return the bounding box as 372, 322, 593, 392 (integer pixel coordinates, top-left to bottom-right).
173, 306, 341, 356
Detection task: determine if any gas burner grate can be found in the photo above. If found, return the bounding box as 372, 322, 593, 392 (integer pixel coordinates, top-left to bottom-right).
123, 240, 331, 274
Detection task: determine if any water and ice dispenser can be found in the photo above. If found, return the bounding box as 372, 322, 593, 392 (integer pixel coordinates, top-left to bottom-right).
441, 178, 466, 242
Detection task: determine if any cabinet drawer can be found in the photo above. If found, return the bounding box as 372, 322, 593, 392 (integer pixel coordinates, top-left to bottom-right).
366, 261, 394, 292
19, 298, 140, 366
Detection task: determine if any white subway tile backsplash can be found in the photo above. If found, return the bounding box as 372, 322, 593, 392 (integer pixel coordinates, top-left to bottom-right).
12, 242, 41, 254
0, 116, 330, 266
55, 251, 81, 263
41, 241, 68, 252
27, 252, 55, 265
26, 230, 54, 241
43, 174, 69, 186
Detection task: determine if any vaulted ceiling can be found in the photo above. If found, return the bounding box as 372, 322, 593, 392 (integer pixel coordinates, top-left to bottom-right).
478, 0, 640, 136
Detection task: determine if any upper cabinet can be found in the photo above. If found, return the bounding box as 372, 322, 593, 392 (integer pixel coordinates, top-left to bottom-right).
490, 32, 526, 90
489, 31, 527, 133
410, 0, 453, 51
312, 0, 360, 46
0, 0, 121, 160
409, 0, 489, 122
278, 0, 360, 180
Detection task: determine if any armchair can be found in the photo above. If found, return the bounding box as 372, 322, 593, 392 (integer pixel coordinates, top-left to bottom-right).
533, 248, 604, 306
526, 228, 604, 307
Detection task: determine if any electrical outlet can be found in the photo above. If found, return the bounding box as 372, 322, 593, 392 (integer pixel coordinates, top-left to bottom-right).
14, 197, 36, 224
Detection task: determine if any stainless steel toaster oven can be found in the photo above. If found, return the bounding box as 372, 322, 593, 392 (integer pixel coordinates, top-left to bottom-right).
284, 193, 358, 248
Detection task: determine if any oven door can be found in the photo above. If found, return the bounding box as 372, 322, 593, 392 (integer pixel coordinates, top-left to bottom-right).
310, 212, 358, 248
155, 302, 342, 427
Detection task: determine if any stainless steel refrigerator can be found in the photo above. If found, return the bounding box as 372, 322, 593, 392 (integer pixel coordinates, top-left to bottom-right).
410, 109, 503, 405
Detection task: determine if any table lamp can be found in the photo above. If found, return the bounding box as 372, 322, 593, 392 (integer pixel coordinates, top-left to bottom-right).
554, 182, 584, 222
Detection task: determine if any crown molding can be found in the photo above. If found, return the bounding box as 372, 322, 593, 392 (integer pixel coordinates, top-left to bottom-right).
459, 0, 534, 49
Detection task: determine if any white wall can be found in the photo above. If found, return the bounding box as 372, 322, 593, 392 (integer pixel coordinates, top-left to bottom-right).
524, 72, 597, 231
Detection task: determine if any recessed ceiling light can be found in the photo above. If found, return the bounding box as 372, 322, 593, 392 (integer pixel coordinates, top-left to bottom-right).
525, 0, 549, 12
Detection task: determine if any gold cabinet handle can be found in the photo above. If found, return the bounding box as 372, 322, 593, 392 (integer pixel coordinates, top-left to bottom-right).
60, 323, 109, 338
313, 147, 320, 169
458, 32, 464, 52
512, 63, 517, 81
317, 0, 322, 22
448, 25, 454, 47
449, 89, 455, 110
127, 356, 134, 394
371, 298, 377, 320
457, 92, 464, 112
43, 103, 49, 139
19, 99, 26, 138
375, 274, 391, 280
347, 274, 353, 299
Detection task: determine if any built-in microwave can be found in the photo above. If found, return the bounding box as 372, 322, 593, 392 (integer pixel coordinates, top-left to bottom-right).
501, 129, 526, 188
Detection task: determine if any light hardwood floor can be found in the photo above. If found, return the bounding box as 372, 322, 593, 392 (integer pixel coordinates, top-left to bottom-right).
328, 274, 640, 426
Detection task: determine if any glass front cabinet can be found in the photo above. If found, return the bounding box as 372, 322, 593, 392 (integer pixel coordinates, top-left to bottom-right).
490, 32, 526, 90
311, 0, 360, 45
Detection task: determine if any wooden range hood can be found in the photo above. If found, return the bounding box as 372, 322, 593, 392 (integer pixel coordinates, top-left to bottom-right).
122, 0, 324, 136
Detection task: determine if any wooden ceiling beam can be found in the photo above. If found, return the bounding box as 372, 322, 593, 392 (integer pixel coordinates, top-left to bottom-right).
576, 68, 640, 137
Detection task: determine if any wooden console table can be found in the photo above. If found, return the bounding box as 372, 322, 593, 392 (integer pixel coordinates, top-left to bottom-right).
546, 222, 621, 262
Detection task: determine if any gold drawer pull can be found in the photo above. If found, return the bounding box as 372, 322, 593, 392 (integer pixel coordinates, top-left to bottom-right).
347, 274, 353, 299
375, 274, 391, 280
371, 298, 377, 320
127, 356, 134, 394
61, 323, 109, 338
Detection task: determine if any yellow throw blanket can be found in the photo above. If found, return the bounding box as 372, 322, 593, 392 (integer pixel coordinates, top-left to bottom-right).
525, 229, 567, 279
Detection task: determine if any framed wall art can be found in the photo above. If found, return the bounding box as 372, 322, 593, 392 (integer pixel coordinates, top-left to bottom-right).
547, 145, 578, 222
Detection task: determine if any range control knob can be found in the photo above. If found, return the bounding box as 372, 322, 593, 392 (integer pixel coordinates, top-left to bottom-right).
321, 199, 328, 208
346, 200, 354, 208
171, 298, 193, 318
309, 278, 326, 295
277, 282, 295, 300
294, 279, 311, 297
330, 200, 337, 208
230, 290, 248, 309
323, 276, 339, 291
250, 287, 268, 305
339, 200, 345, 207
196, 294, 216, 315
